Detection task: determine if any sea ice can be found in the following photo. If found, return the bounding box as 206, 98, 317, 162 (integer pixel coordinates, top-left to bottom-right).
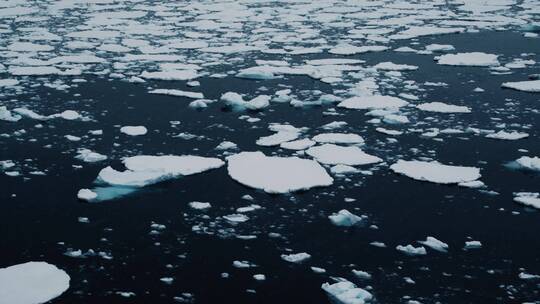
390, 160, 481, 184
328, 209, 364, 227
307, 144, 382, 166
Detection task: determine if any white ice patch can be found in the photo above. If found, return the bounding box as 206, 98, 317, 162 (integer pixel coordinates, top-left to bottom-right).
373, 62, 418, 71
436, 52, 499, 66
75, 149, 107, 163
0, 262, 70, 304
97, 155, 224, 187
226, 151, 333, 194
312, 133, 364, 145
140, 70, 199, 81
513, 156, 540, 171
149, 89, 204, 99
418, 236, 449, 252
485, 130, 529, 140
120, 126, 147, 136
396, 244, 427, 256
416, 102, 471, 113
307, 144, 382, 166
77, 188, 98, 202
390, 160, 481, 184
281, 252, 311, 263
328, 209, 364, 227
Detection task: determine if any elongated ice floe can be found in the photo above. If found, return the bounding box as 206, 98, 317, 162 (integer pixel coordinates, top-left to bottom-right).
513, 156, 540, 171
416, 102, 471, 113
338, 95, 409, 110
120, 126, 147, 136
97, 155, 224, 187
501, 79, 540, 92
306, 144, 382, 166
418, 236, 449, 252
312, 133, 364, 144
149, 89, 204, 99
485, 130, 529, 140
226, 151, 333, 194
140, 70, 199, 81
373, 62, 418, 71
396, 244, 427, 256
0, 262, 70, 304
281, 252, 311, 263
390, 160, 481, 184
322, 280, 373, 304
436, 52, 499, 66
75, 148, 107, 162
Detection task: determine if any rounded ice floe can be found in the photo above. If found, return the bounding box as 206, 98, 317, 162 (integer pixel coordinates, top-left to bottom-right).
0, 261, 70, 304
501, 79, 540, 92
338, 95, 409, 110
416, 102, 471, 113
328, 209, 364, 227
322, 280, 373, 304
120, 126, 147, 136
312, 133, 364, 145
77, 188, 98, 201
307, 144, 382, 166
226, 151, 333, 194
189, 201, 211, 210
436, 52, 499, 66
485, 130, 529, 140
390, 160, 481, 184
97, 155, 225, 187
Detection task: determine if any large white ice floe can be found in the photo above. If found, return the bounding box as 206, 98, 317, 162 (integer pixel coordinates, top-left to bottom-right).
390, 160, 481, 184
436, 52, 499, 66
501, 79, 540, 92
338, 95, 409, 110
329, 209, 365, 227
322, 280, 374, 304
513, 192, 540, 209
513, 156, 540, 171
0, 261, 70, 304
306, 144, 382, 166
226, 151, 333, 194
97, 155, 225, 187
416, 102, 471, 113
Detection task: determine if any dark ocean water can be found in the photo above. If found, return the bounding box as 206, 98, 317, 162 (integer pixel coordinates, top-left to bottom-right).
1, 31, 540, 303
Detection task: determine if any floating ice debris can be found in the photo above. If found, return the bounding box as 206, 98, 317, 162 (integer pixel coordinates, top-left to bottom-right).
396, 244, 427, 256
338, 95, 409, 110
321, 121, 348, 130
306, 144, 382, 166
485, 130, 529, 140
330, 164, 360, 175
352, 270, 372, 280
436, 52, 499, 66
149, 89, 204, 99
0, 262, 70, 304
77, 189, 98, 202
329, 209, 364, 227
311, 267, 326, 274
97, 155, 224, 187
373, 62, 418, 71
329, 44, 388, 55
519, 272, 540, 280
376, 127, 403, 136
256, 124, 303, 146
226, 151, 333, 194
0, 79, 19, 87
392, 26, 465, 40
189, 201, 211, 210
120, 126, 148, 136
215, 141, 238, 151
0, 106, 22, 122
281, 252, 311, 263
253, 274, 266, 281
312, 133, 364, 145
416, 102, 471, 113
233, 261, 256, 268
220, 92, 270, 110
390, 160, 481, 184
306, 58, 364, 65
75, 149, 107, 163
513, 156, 540, 171
236, 66, 277, 80
418, 236, 449, 252
513, 192, 540, 209
501, 79, 540, 92
322, 280, 373, 304
223, 214, 249, 223
464, 240, 482, 249
382, 114, 409, 124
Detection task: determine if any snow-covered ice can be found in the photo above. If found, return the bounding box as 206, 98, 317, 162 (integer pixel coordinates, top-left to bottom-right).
390, 160, 481, 184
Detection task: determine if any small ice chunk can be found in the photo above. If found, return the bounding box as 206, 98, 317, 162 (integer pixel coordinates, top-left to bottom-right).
485, 130, 528, 140
352, 270, 372, 280
418, 236, 449, 252
321, 280, 373, 304
77, 189, 98, 202
437, 52, 499, 66
464, 240, 482, 249
189, 201, 211, 210
75, 149, 107, 163
328, 209, 364, 227
396, 244, 427, 256
416, 102, 471, 113
281, 252, 311, 263
149, 89, 204, 99
513, 192, 540, 209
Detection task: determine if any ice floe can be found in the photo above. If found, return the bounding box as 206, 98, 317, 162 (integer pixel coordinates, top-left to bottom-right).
338, 95, 408, 110
329, 209, 365, 227
416, 102, 471, 113
513, 192, 540, 209
501, 79, 540, 92
322, 280, 373, 304
390, 160, 481, 184
436, 52, 499, 66
120, 126, 147, 136
226, 152, 333, 194
306, 144, 382, 166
